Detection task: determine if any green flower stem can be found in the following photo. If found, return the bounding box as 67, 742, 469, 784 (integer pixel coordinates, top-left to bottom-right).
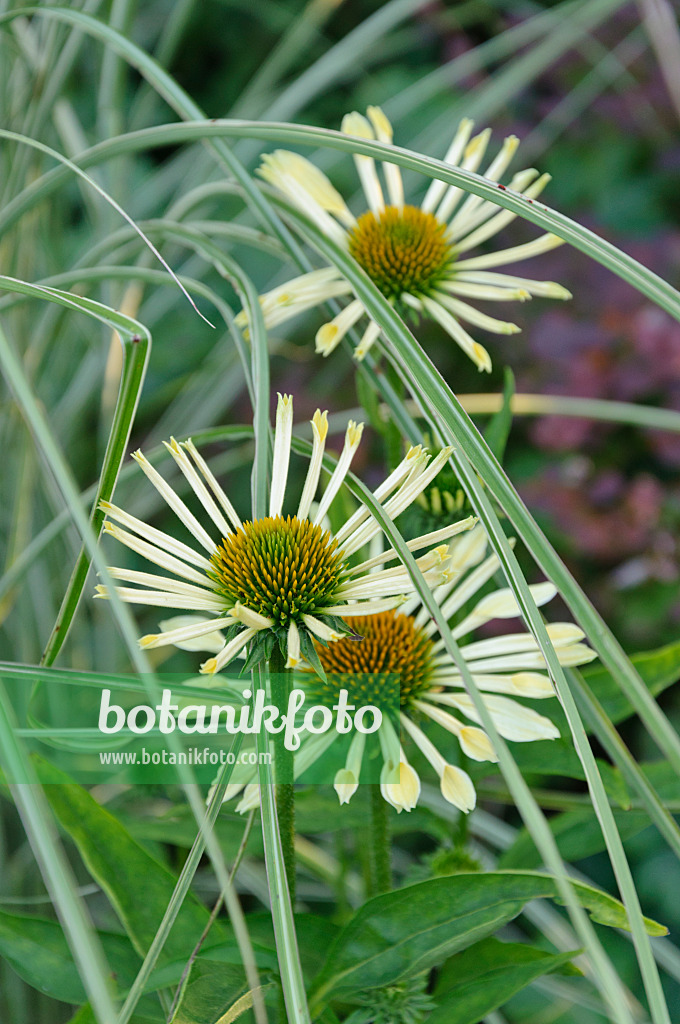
369, 786, 391, 896
254, 665, 311, 1024
270, 646, 296, 906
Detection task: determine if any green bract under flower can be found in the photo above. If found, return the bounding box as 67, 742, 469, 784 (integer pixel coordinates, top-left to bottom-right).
238, 105, 572, 370
96, 394, 475, 677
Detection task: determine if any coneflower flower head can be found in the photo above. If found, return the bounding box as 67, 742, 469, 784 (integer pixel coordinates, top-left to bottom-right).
224, 525, 596, 815
239, 107, 571, 370
96, 395, 474, 677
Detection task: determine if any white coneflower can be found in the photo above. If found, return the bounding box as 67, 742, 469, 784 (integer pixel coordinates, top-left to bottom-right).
297, 525, 595, 814
95, 394, 475, 675
237, 107, 570, 370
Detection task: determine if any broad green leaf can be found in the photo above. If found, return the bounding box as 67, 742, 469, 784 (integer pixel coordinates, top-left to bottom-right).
35, 758, 224, 961
66, 1005, 162, 1024
501, 760, 680, 868
169, 959, 249, 1024
510, 740, 630, 809
429, 938, 579, 1024
500, 806, 656, 870
0, 910, 134, 1003
309, 872, 666, 1008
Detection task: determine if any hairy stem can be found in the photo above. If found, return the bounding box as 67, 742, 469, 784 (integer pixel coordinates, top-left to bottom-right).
369, 785, 391, 895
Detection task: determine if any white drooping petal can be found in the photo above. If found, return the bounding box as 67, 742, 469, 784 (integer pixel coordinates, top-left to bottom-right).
334, 730, 366, 805
181, 439, 243, 531
367, 104, 404, 208
164, 438, 232, 538
316, 299, 365, 357
100, 503, 214, 573
156, 615, 227, 653
334, 768, 359, 805
260, 150, 355, 226
259, 151, 348, 245
131, 451, 217, 554
430, 671, 556, 700
440, 764, 476, 812
321, 595, 407, 617
400, 713, 475, 812
433, 291, 521, 336
269, 393, 293, 517
451, 232, 564, 271
301, 614, 343, 642
95, 584, 224, 612
421, 117, 475, 213
352, 517, 475, 580
105, 566, 218, 599
440, 279, 530, 303
459, 726, 498, 763
297, 409, 329, 520
140, 614, 234, 651
381, 758, 421, 812
354, 319, 382, 361
414, 699, 497, 763
200, 627, 257, 675
510, 672, 556, 698
419, 295, 492, 373
314, 420, 364, 524
236, 783, 261, 814
286, 620, 301, 669
458, 623, 583, 662
455, 269, 571, 300
452, 581, 557, 637
435, 692, 560, 742
231, 603, 274, 631
342, 111, 385, 214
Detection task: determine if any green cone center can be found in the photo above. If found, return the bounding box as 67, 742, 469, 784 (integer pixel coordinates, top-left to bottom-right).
209, 515, 344, 624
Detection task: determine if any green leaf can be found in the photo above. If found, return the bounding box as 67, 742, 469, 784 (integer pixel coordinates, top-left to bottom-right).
429, 938, 580, 1024
500, 803, 658, 870
169, 958, 250, 1024
0, 909, 168, 1020
66, 1004, 162, 1024
582, 640, 680, 726
483, 366, 515, 464
0, 910, 129, 1003
510, 739, 630, 809
34, 757, 224, 961
309, 872, 666, 1009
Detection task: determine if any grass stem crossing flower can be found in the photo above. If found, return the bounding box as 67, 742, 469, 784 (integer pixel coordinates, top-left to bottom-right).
239, 108, 571, 370
96, 396, 473, 676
